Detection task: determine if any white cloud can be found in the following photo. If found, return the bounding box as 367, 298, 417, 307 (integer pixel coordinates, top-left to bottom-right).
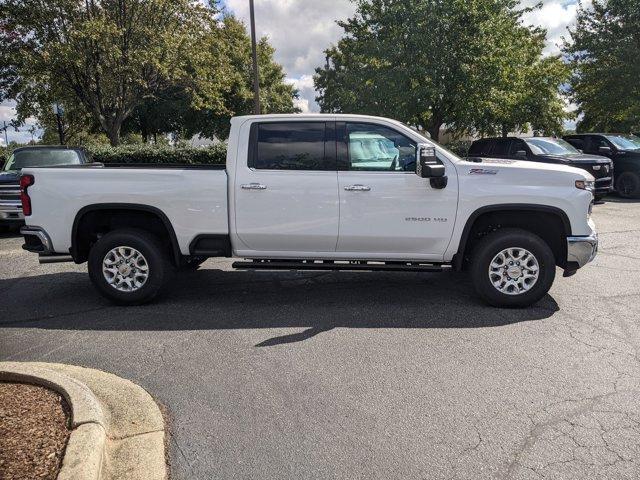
0, 100, 41, 145
286, 74, 316, 112
223, 0, 355, 111
522, 0, 590, 55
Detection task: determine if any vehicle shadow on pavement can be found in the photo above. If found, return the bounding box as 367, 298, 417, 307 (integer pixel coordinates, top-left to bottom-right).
602, 196, 640, 204
0, 230, 22, 239
0, 269, 560, 346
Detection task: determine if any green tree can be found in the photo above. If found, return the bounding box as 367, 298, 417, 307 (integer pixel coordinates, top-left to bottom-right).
48, 13, 299, 143
315, 0, 568, 141
1, 0, 231, 145
181, 15, 299, 140
564, 0, 640, 133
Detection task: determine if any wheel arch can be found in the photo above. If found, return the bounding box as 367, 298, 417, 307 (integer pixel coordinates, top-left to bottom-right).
71, 203, 181, 265
452, 204, 572, 271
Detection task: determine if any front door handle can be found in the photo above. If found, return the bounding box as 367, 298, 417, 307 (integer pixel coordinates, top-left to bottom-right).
344, 184, 371, 192
241, 183, 267, 190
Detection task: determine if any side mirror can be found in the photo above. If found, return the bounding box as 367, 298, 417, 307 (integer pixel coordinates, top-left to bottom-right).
515, 150, 527, 158
417, 145, 445, 178
599, 146, 612, 154
416, 144, 447, 189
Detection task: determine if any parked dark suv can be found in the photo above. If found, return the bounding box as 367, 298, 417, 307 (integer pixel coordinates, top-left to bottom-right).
468, 137, 613, 199
563, 134, 640, 198
0, 146, 89, 230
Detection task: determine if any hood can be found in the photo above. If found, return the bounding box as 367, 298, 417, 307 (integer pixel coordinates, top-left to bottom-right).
0, 171, 20, 185
464, 157, 594, 181
538, 153, 610, 164
617, 150, 640, 160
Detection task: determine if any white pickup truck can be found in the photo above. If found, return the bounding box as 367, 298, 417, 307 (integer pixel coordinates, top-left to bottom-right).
20, 114, 598, 307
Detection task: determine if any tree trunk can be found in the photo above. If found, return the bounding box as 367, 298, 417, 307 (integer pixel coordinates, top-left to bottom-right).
427, 122, 442, 143
106, 125, 121, 147
501, 124, 509, 137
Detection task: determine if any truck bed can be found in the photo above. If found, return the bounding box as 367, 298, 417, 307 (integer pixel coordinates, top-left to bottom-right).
22, 165, 229, 255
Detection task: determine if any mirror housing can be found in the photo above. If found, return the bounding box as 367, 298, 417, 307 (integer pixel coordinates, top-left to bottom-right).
515, 150, 527, 158
417, 145, 445, 178
599, 146, 612, 154
416, 144, 447, 189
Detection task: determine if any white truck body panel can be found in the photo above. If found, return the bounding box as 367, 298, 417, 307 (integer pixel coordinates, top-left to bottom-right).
24, 167, 228, 255
23, 113, 595, 264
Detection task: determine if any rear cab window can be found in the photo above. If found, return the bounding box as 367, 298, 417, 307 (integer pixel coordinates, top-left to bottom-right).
3, 149, 83, 172
249, 122, 336, 171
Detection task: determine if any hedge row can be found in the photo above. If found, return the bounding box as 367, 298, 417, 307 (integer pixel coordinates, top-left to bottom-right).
444, 140, 472, 158
86, 143, 227, 165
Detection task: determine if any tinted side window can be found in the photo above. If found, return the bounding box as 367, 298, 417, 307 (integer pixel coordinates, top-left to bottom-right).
469, 140, 488, 156
491, 139, 512, 156
590, 135, 611, 151
345, 123, 416, 172
565, 137, 585, 150
252, 122, 331, 170
509, 139, 527, 155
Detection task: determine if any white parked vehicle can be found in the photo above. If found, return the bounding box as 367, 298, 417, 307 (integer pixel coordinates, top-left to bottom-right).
20, 114, 598, 307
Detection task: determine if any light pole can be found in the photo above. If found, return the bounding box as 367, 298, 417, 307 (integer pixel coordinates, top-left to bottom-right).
1, 121, 8, 147
249, 0, 261, 115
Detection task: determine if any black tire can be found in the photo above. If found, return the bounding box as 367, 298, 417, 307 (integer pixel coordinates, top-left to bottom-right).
616, 172, 640, 199
470, 228, 556, 308
88, 228, 174, 305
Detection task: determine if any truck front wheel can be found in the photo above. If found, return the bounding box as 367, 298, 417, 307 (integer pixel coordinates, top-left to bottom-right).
88, 229, 173, 305
470, 228, 556, 308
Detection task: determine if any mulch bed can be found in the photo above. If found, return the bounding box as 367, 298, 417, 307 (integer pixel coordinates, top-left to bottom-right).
0, 382, 71, 480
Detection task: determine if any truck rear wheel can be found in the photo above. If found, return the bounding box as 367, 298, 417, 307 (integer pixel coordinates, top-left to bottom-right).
88, 229, 173, 305
470, 228, 556, 308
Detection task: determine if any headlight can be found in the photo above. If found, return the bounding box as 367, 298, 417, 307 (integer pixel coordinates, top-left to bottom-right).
575, 180, 595, 192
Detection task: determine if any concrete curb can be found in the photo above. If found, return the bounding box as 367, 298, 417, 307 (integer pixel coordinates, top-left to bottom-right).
0, 362, 166, 480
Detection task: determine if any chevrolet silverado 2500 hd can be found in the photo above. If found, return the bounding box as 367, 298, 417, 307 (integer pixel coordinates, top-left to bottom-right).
19, 114, 598, 307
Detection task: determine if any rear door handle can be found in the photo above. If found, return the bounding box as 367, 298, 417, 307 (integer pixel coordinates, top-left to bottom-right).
241, 183, 267, 190
344, 184, 371, 192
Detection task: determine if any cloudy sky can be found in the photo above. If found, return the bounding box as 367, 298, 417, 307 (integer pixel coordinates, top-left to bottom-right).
222, 0, 589, 115
2, 0, 587, 145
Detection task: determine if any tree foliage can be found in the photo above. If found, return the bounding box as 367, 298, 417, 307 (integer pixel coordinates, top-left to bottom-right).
564, 0, 640, 133
1, 1, 297, 145
314, 0, 568, 140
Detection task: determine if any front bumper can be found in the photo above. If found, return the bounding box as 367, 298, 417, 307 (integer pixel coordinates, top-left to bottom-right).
565, 233, 598, 275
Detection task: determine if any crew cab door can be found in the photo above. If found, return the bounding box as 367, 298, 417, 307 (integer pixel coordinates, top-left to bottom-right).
233, 121, 339, 253
335, 122, 458, 260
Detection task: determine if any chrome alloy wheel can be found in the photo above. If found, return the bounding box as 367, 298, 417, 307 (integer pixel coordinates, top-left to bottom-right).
488, 247, 539, 296
102, 246, 149, 292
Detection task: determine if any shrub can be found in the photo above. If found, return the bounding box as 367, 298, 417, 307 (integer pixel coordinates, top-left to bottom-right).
443, 140, 473, 158
85, 143, 227, 165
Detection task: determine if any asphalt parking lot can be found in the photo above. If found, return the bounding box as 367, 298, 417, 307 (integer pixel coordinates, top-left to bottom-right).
1, 198, 640, 480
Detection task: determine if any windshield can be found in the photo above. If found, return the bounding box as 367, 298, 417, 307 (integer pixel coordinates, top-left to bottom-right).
524, 138, 580, 155
604, 134, 640, 151
2, 149, 82, 172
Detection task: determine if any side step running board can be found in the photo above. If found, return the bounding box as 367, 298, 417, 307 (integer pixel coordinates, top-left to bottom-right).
232, 260, 449, 273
